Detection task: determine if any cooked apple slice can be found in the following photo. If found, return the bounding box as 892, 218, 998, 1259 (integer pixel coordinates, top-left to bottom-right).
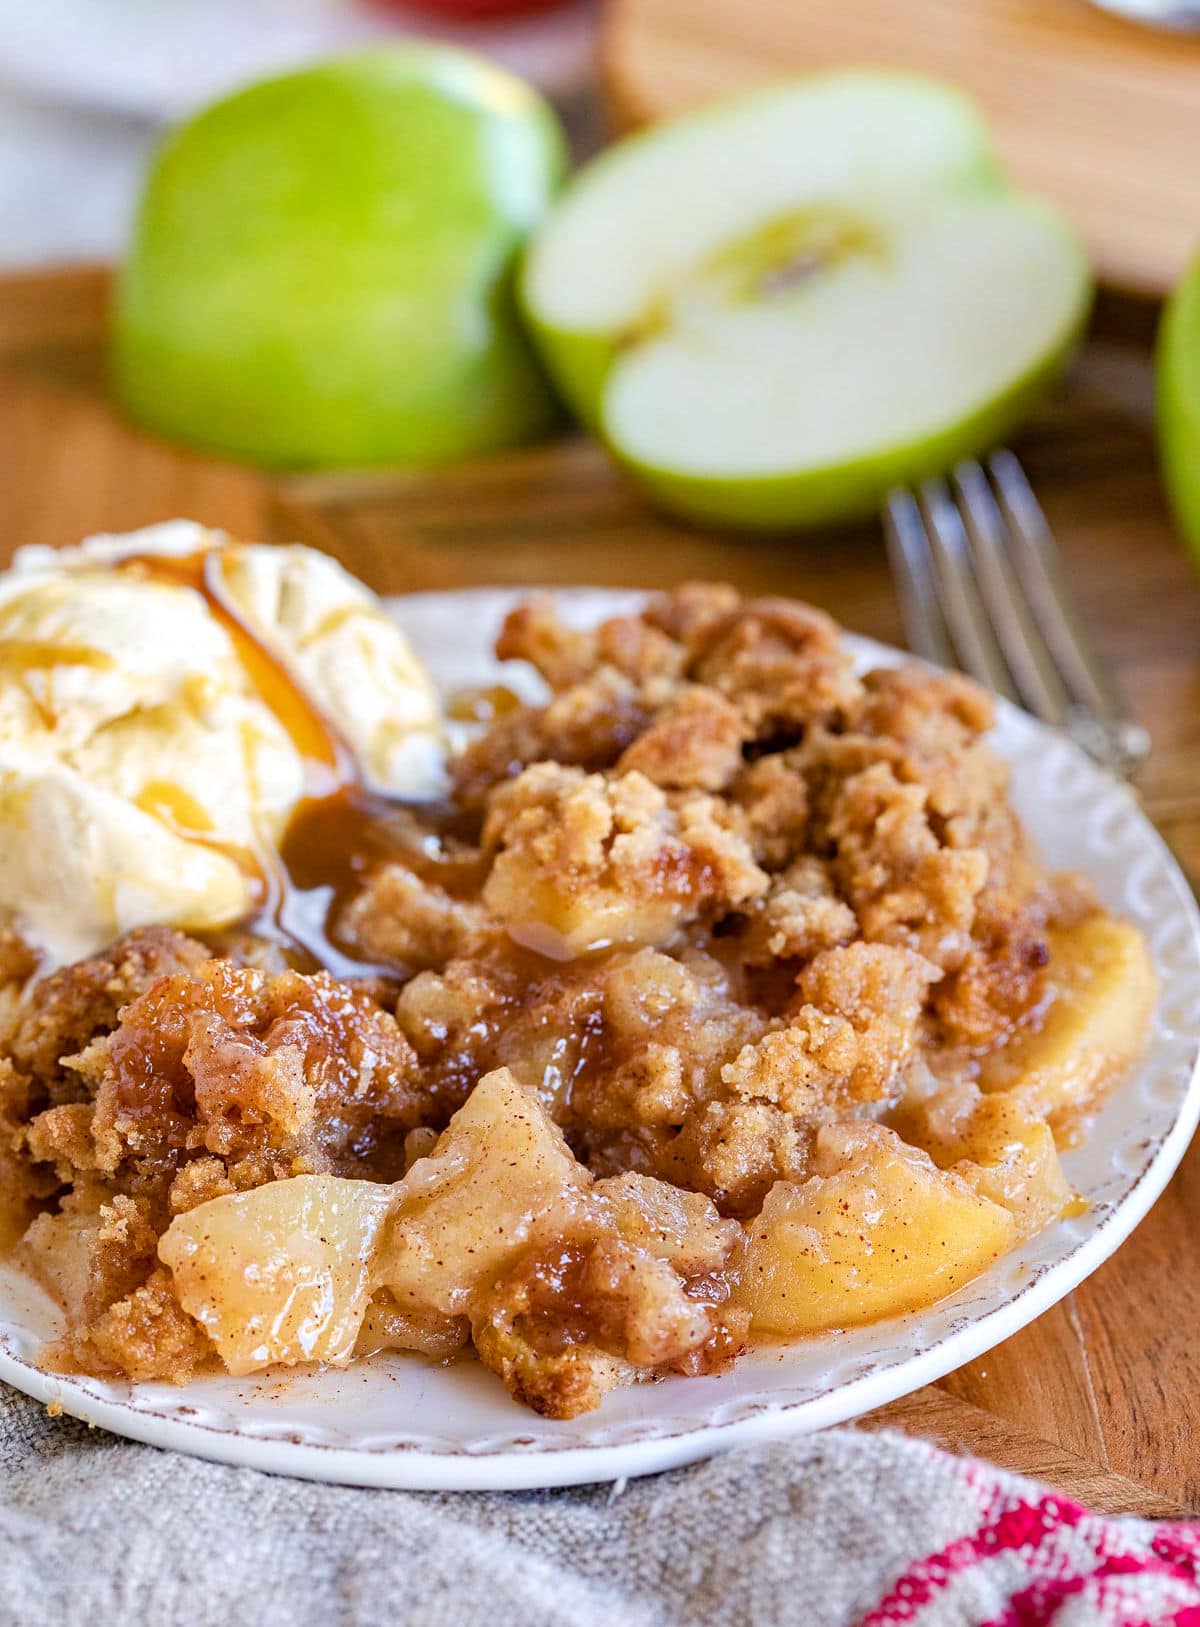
522, 71, 1090, 529
896, 1084, 1074, 1239
978, 915, 1156, 1126
379, 1066, 591, 1318
732, 1121, 1015, 1335
159, 1175, 395, 1374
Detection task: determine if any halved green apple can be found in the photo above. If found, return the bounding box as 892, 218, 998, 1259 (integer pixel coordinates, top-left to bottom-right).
522, 71, 1092, 529
114, 46, 566, 470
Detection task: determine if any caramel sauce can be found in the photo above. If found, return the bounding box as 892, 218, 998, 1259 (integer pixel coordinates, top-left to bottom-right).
0, 1193, 31, 1255
0, 638, 119, 728
135, 780, 217, 836
447, 684, 522, 724
118, 545, 446, 979
120, 548, 354, 791
0, 639, 116, 675
274, 790, 481, 979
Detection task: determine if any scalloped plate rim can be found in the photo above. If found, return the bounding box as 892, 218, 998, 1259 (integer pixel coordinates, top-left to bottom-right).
1, 585, 1197, 1492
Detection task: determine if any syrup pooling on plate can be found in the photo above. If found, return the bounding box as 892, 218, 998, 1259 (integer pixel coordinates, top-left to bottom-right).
118, 544, 444, 980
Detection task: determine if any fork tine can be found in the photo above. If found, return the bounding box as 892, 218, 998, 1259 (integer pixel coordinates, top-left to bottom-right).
917, 477, 1019, 702
883, 488, 955, 669
987, 449, 1127, 721
886, 454, 1149, 778
951, 460, 1070, 727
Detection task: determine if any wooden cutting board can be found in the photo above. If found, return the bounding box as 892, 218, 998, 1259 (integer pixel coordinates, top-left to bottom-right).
601, 0, 1200, 299
4, 265, 1200, 1513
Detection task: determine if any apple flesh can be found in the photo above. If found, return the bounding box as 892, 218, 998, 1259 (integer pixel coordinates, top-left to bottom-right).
522, 71, 1092, 529
1158, 253, 1200, 566
113, 46, 566, 469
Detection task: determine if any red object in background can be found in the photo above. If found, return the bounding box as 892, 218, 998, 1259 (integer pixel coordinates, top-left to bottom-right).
371, 0, 568, 19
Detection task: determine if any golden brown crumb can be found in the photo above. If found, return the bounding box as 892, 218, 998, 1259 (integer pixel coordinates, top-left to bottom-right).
471, 1237, 729, 1419
20, 1101, 97, 1182
337, 864, 494, 972
167, 1156, 235, 1214
9, 951, 429, 1362
690, 596, 863, 737
793, 941, 941, 1100
63, 1267, 213, 1383
668, 1099, 812, 1216
737, 857, 858, 966
645, 580, 741, 649
5, 926, 211, 1098
495, 596, 600, 690
20, 1190, 160, 1358
2, 581, 1135, 1413
482, 763, 768, 957
730, 755, 811, 869
452, 666, 649, 811
617, 686, 749, 791
77, 960, 424, 1194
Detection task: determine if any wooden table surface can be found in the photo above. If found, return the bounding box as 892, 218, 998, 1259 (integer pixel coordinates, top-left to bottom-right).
4, 266, 1200, 1515
601, 0, 1200, 299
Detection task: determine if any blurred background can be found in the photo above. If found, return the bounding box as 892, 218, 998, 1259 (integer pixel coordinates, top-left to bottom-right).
3, 0, 1198, 295
0, 0, 600, 268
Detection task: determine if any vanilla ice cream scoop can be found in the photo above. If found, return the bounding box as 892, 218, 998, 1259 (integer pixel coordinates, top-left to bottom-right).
0, 522, 443, 970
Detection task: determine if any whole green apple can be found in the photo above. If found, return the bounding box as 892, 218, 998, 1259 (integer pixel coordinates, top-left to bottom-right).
1158, 253, 1200, 565
113, 46, 566, 468
522, 71, 1092, 530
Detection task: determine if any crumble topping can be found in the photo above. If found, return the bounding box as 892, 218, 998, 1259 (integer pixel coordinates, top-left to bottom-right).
0, 583, 1156, 1417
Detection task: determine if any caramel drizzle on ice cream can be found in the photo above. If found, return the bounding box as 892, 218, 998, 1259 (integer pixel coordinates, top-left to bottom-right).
118, 544, 428, 980
119, 546, 355, 789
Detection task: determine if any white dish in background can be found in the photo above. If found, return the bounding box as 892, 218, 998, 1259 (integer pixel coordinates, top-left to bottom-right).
1, 585, 1198, 1491
1088, 0, 1200, 31
0, 0, 599, 121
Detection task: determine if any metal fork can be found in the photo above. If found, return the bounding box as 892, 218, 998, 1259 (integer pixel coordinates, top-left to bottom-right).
883, 449, 1151, 779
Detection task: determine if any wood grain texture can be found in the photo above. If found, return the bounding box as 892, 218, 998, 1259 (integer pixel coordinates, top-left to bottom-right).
864, 1390, 1191, 1519
600, 0, 1200, 298
3, 265, 1200, 1514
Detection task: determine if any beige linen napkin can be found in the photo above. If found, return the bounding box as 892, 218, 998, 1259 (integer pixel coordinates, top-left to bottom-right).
3, 1382, 1199, 1626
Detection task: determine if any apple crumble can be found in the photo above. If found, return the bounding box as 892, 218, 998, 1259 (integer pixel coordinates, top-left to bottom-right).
0, 564, 1156, 1418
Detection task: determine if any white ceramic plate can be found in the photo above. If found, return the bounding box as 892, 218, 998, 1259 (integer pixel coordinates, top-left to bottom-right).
2, 586, 1199, 1491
